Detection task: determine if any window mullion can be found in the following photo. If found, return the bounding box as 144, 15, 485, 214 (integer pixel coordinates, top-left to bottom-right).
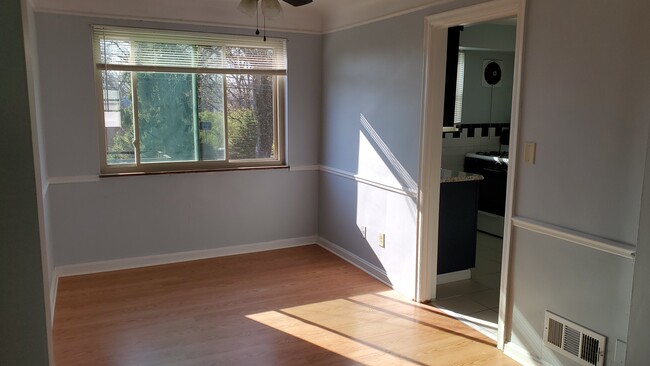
192, 74, 200, 161
131, 72, 141, 166
272, 76, 278, 160
223, 74, 230, 162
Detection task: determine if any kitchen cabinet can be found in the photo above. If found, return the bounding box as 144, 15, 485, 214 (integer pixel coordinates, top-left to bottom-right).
438, 170, 482, 274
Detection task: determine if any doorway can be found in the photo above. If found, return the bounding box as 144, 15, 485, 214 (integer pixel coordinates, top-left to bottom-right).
415, 0, 526, 350
435, 18, 516, 339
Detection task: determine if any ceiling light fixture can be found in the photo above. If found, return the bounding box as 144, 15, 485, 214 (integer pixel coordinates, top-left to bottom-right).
238, 0, 313, 41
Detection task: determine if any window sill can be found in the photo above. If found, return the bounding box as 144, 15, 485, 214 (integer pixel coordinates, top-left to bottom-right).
100, 165, 289, 178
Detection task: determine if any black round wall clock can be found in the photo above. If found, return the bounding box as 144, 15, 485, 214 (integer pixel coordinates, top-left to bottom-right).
484, 61, 502, 85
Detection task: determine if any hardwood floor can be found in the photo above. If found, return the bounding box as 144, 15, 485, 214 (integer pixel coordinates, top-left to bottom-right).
53, 245, 519, 365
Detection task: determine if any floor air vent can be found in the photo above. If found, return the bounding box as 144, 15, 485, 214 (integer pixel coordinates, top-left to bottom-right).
543, 312, 606, 366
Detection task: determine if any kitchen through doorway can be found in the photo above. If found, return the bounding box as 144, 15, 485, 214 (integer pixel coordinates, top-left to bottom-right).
414, 0, 526, 349
433, 18, 517, 339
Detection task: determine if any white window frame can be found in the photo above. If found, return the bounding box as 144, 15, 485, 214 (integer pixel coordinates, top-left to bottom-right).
92, 25, 286, 175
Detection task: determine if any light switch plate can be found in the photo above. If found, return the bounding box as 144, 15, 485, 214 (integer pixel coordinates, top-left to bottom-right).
524, 142, 536, 164
378, 233, 385, 248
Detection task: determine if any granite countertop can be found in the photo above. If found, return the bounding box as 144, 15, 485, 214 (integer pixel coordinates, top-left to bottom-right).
440, 169, 484, 183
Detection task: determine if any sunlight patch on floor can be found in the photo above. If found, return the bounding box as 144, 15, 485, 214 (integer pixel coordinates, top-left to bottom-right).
247, 290, 503, 366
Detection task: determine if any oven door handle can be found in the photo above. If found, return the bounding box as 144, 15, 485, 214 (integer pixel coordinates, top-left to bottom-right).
482, 167, 507, 173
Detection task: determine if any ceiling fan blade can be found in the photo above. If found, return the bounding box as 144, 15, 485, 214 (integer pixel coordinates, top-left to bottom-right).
237, 0, 258, 17
282, 0, 313, 6
261, 0, 282, 19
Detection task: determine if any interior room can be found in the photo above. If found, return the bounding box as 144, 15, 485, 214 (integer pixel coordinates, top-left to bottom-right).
435, 20, 516, 334
3, 0, 650, 365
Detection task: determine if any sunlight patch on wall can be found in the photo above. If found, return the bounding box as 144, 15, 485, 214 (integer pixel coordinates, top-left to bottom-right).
354, 114, 418, 298
357, 114, 417, 193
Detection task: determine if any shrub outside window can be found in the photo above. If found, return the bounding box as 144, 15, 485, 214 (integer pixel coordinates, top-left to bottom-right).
93, 26, 286, 174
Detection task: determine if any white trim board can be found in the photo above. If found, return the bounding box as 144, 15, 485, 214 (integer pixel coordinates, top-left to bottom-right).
47, 167, 316, 185
289, 165, 320, 172
503, 342, 544, 366
32, 4, 323, 35
317, 236, 391, 287
321, 0, 455, 34
48, 175, 100, 185
55, 236, 317, 278
436, 269, 471, 284
319, 165, 418, 198
33, 0, 454, 35
512, 216, 636, 259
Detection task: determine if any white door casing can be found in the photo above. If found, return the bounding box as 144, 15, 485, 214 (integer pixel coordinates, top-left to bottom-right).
415, 0, 527, 350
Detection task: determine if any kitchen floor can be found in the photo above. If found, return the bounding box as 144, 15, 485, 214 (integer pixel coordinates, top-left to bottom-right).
433, 232, 503, 338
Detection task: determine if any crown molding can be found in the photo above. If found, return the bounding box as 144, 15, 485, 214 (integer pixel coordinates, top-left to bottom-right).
316, 0, 454, 34
31, 0, 455, 34
32, 0, 323, 34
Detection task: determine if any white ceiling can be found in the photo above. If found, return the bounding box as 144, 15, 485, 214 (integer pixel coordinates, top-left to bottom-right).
31, 0, 451, 33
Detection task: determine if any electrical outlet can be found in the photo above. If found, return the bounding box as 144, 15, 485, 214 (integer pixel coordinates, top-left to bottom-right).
378, 233, 385, 248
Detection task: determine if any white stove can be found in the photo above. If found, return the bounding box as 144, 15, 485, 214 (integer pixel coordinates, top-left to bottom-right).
464, 151, 509, 237
465, 151, 509, 165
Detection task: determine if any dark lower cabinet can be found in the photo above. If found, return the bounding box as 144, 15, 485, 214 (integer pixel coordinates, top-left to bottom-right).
437, 180, 479, 274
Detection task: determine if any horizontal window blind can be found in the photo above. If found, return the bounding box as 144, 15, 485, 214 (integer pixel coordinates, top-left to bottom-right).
93, 26, 287, 75
454, 51, 465, 125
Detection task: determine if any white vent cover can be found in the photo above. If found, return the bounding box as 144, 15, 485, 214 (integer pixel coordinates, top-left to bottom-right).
543, 311, 606, 366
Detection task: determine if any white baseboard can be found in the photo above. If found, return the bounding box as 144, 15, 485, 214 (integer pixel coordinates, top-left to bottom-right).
437, 269, 471, 284
503, 342, 544, 366
316, 236, 391, 287
55, 236, 318, 278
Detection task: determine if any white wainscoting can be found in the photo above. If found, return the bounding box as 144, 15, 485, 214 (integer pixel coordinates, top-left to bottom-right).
512, 216, 636, 260
319, 165, 418, 197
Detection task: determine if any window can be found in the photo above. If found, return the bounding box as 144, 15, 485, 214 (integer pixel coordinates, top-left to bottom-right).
93, 26, 286, 174
454, 51, 465, 125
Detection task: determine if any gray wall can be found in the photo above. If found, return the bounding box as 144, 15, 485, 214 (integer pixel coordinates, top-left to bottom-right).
511, 1, 650, 364
459, 23, 516, 125
320, 9, 430, 178
319, 3, 471, 297
35, 13, 321, 266
0, 0, 49, 364
514, 0, 648, 245
319, 0, 650, 364
24, 0, 55, 334
509, 228, 634, 366
29, 1, 650, 365
461, 50, 515, 124
626, 132, 650, 363
461, 23, 517, 52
